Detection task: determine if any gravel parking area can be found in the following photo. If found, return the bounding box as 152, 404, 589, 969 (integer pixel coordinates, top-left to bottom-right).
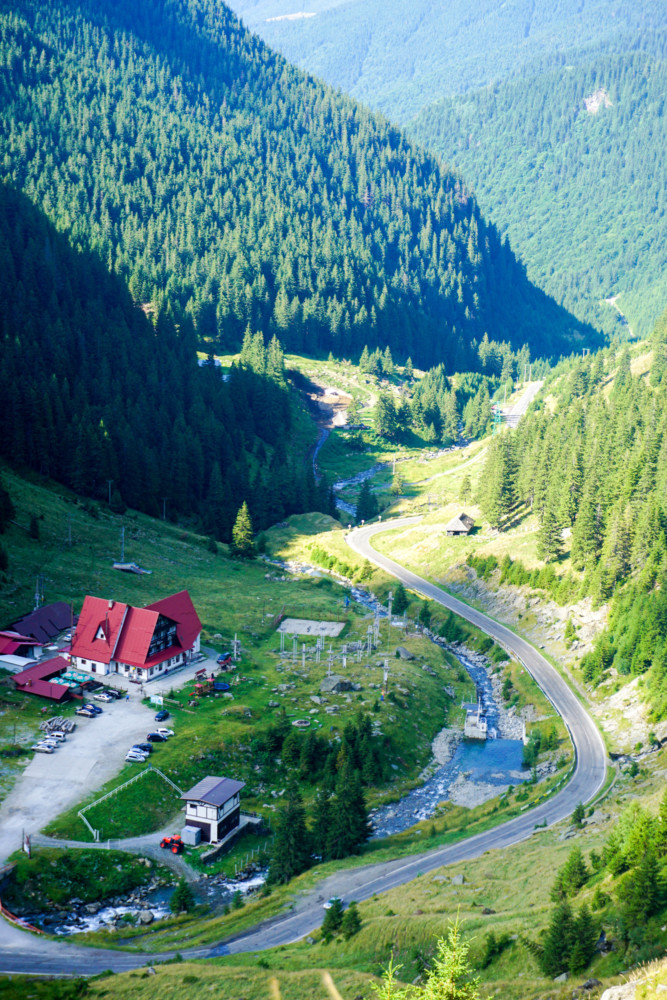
0, 697, 157, 863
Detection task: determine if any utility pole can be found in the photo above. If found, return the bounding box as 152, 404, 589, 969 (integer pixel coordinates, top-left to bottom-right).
302, 643, 306, 670
387, 590, 393, 631
232, 633, 241, 661
120, 525, 125, 562
107, 480, 113, 506
161, 498, 167, 521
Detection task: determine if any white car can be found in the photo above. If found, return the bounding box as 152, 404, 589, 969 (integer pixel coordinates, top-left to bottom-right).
47, 731, 67, 741
93, 691, 114, 702
32, 744, 55, 754
156, 728, 174, 737
125, 750, 147, 763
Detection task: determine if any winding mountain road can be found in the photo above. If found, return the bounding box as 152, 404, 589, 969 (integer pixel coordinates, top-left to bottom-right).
0, 517, 607, 973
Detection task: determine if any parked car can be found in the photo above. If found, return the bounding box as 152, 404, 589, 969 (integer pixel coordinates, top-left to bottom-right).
154, 709, 170, 721
132, 743, 153, 754
93, 692, 114, 702
323, 896, 343, 910
155, 727, 174, 737
32, 744, 54, 753
75, 707, 96, 718
82, 703, 103, 714
106, 688, 123, 700
48, 731, 67, 741
146, 732, 167, 742
125, 750, 147, 763
37, 741, 59, 751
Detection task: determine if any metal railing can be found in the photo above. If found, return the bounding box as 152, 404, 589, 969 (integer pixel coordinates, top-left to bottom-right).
79, 765, 183, 841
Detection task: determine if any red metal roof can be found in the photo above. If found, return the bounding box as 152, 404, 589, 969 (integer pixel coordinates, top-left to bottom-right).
70, 590, 201, 670
0, 631, 43, 657
70, 598, 128, 664
146, 591, 201, 653
13, 656, 70, 701
112, 607, 158, 668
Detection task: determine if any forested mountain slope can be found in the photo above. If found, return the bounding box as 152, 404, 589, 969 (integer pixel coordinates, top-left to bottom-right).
478, 313, 667, 717
0, 185, 328, 538
229, 0, 664, 122
0, 0, 591, 369
229, 0, 667, 341
410, 51, 667, 340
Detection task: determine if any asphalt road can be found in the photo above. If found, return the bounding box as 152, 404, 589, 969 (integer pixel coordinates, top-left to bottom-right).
0, 518, 607, 972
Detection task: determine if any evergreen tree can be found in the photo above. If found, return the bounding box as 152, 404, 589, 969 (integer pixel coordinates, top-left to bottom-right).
341, 900, 362, 939
321, 898, 344, 938
568, 904, 597, 975
538, 899, 575, 978
0, 479, 14, 533
375, 394, 398, 439
269, 782, 311, 885
459, 474, 472, 503
231, 501, 255, 558
419, 600, 432, 630
327, 763, 370, 859
170, 877, 195, 914
422, 918, 480, 1000
392, 582, 409, 615
537, 498, 563, 563
404, 358, 414, 381
356, 479, 378, 523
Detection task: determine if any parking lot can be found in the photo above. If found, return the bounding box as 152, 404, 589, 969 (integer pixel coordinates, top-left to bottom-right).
0, 696, 158, 862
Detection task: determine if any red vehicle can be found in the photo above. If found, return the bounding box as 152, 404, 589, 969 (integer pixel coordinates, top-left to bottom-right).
160, 835, 184, 854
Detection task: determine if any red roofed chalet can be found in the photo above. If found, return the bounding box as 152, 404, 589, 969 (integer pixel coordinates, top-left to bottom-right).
70, 590, 201, 682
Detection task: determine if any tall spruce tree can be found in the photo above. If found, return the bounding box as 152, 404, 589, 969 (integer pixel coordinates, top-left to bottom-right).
269, 782, 311, 885
231, 501, 255, 558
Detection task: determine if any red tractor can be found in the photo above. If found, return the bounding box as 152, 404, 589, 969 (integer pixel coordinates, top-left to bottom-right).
160, 835, 184, 854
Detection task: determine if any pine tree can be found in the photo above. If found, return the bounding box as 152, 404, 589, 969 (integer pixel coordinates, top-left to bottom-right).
392, 582, 409, 615
170, 877, 195, 913
321, 897, 344, 938
459, 475, 472, 503
327, 763, 370, 859
341, 901, 362, 939
419, 600, 432, 630
568, 904, 597, 974
231, 501, 255, 558
356, 479, 378, 523
404, 358, 414, 381
422, 917, 480, 1000
537, 500, 563, 563
269, 782, 311, 884
539, 900, 575, 978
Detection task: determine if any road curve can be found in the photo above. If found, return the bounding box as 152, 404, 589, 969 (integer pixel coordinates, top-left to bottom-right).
346, 517, 607, 824
0, 517, 606, 971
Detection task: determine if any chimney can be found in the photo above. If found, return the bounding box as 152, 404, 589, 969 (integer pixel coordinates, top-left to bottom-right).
108, 600, 114, 609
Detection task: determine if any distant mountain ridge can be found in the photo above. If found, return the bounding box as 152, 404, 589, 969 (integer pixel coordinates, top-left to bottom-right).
0, 0, 592, 368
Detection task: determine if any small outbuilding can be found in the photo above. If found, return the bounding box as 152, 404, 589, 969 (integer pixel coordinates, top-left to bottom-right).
12, 656, 71, 701
444, 513, 475, 537
180, 776, 245, 844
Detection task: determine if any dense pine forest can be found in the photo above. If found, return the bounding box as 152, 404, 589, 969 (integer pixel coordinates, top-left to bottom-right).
232, 0, 667, 341
0, 185, 331, 539
410, 49, 667, 339
0, 0, 592, 369
478, 313, 667, 717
